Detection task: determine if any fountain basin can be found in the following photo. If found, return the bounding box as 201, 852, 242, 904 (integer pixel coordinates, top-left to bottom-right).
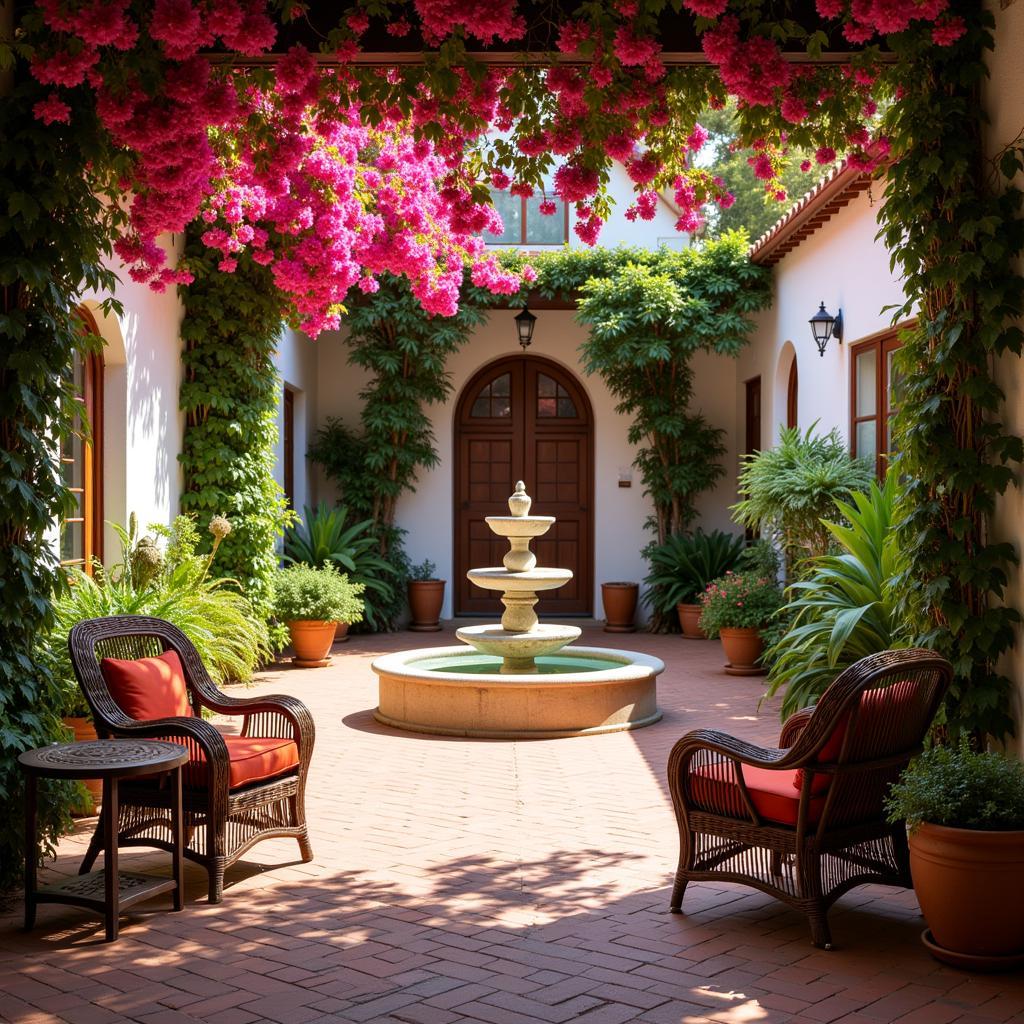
455, 623, 582, 671
372, 645, 664, 739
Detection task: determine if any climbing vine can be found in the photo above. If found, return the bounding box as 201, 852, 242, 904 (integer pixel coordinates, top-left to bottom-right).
178, 226, 294, 640
883, 4, 1024, 742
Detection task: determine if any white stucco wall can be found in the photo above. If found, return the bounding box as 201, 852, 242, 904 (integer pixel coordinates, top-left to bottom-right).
738, 188, 910, 450
81, 232, 186, 561
985, 0, 1024, 754
273, 327, 319, 514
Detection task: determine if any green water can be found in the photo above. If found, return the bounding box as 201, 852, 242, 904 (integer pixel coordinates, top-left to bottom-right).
417, 654, 623, 675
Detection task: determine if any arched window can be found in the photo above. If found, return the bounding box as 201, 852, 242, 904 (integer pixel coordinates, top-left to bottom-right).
536, 373, 577, 418
786, 358, 798, 429
470, 372, 512, 418
61, 310, 104, 573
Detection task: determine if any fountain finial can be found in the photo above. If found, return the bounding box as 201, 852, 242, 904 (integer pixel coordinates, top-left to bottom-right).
508, 481, 532, 518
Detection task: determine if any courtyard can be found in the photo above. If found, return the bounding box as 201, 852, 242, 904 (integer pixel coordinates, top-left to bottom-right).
3, 630, 1022, 1024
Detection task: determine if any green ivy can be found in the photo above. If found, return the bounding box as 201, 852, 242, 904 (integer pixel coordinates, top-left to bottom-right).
178, 228, 294, 643
0, 74, 123, 888
882, 4, 1024, 742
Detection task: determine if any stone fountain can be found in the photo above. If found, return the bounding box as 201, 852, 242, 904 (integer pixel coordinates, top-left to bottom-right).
372, 483, 663, 739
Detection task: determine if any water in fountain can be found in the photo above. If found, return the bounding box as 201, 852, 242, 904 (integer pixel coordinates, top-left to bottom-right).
455, 482, 583, 673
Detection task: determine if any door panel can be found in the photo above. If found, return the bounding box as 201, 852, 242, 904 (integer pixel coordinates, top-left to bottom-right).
455, 357, 593, 616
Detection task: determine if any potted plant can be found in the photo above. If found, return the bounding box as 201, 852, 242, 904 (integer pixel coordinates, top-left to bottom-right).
407, 560, 445, 632
643, 530, 745, 638
601, 581, 639, 633
886, 742, 1024, 971
56, 685, 102, 816
698, 571, 782, 675
274, 563, 365, 667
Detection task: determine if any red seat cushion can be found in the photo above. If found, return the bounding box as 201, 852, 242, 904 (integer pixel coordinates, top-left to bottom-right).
100, 650, 193, 721
185, 735, 300, 790
691, 760, 827, 827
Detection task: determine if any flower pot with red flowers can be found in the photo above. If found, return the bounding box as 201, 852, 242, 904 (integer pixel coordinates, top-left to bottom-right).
601, 581, 639, 633
274, 563, 365, 668
886, 742, 1024, 972
698, 571, 782, 676
407, 560, 446, 632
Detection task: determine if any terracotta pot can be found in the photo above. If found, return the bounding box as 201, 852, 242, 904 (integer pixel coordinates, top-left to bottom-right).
602, 582, 638, 633
334, 621, 350, 642
62, 716, 102, 815
408, 579, 445, 632
677, 602, 706, 639
910, 822, 1024, 968
719, 626, 766, 676
287, 620, 337, 667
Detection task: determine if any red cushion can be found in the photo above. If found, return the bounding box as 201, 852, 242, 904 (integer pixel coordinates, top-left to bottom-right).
100, 650, 193, 721
794, 713, 849, 795
691, 760, 827, 827
185, 735, 300, 790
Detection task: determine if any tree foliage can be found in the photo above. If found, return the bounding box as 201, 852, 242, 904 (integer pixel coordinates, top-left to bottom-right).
178, 228, 295, 643
574, 235, 771, 545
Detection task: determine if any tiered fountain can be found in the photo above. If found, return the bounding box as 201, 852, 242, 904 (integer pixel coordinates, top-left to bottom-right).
372, 483, 663, 739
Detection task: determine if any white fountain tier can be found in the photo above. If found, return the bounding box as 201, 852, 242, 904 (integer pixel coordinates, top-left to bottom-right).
372, 482, 663, 739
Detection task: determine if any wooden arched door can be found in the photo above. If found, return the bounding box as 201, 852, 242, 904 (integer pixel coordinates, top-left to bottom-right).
454, 356, 593, 617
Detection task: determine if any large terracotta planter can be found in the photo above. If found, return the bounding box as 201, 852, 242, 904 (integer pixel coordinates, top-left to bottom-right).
334, 621, 350, 642
910, 822, 1024, 970
62, 716, 102, 815
719, 627, 766, 676
408, 579, 445, 632
677, 602, 706, 639
288, 619, 337, 667
602, 582, 638, 633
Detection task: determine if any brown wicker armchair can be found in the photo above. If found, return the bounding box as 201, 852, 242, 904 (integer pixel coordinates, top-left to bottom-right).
667, 648, 952, 948
69, 615, 315, 903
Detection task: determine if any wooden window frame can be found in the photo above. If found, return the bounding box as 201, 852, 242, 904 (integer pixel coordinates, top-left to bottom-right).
62, 309, 104, 573
283, 386, 295, 509
786, 358, 798, 430
850, 333, 902, 477
488, 191, 570, 246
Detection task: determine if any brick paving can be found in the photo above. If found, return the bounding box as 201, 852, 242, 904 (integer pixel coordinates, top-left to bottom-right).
2, 627, 1023, 1023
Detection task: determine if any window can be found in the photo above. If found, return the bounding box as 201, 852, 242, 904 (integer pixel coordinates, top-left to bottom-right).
470, 372, 512, 418
786, 358, 798, 430
850, 334, 901, 476
61, 311, 103, 573
537, 373, 577, 418
485, 189, 568, 246
283, 386, 295, 508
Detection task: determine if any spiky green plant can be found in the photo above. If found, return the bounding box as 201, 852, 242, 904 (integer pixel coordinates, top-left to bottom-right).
40, 515, 271, 717
643, 530, 746, 613
282, 502, 396, 630
765, 474, 910, 720
732, 425, 875, 579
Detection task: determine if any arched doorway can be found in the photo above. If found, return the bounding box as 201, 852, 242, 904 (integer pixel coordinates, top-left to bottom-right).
454, 355, 593, 617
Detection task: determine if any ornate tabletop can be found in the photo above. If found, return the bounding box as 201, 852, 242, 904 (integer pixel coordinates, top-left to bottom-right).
19, 739, 189, 780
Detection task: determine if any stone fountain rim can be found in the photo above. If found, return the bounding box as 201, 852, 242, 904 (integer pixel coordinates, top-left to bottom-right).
370, 644, 665, 686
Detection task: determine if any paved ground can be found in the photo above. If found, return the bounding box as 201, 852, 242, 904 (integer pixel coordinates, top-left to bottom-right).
3, 628, 1023, 1024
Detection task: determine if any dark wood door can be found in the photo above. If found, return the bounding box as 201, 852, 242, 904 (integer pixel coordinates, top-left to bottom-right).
455, 356, 593, 616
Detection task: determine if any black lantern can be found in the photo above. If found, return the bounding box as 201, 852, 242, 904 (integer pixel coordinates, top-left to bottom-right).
514, 305, 537, 350
808, 301, 842, 357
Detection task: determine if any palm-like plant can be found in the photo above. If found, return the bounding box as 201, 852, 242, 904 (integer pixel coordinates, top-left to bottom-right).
643, 529, 746, 613
282, 503, 396, 630
765, 473, 909, 719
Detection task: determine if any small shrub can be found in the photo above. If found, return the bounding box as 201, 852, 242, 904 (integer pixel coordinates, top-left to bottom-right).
273, 564, 365, 624
642, 530, 745, 614
698, 571, 783, 638
409, 559, 439, 582
886, 741, 1024, 832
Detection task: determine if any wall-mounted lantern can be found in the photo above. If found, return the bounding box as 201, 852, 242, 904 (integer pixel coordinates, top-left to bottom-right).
515, 305, 537, 350
808, 302, 842, 357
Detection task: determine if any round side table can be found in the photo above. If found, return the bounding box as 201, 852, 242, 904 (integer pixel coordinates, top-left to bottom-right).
19, 739, 189, 942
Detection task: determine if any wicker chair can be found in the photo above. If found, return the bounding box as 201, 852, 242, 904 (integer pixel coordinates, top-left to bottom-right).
667, 648, 952, 948
69, 615, 315, 903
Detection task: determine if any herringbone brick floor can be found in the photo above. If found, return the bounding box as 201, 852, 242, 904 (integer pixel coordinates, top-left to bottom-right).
3, 628, 1022, 1023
